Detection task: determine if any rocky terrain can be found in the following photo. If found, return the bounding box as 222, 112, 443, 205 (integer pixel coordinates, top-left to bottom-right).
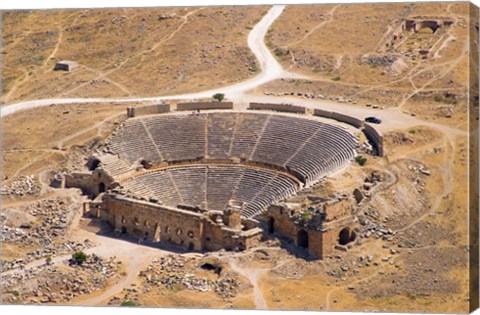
1, 197, 93, 272
2, 254, 121, 304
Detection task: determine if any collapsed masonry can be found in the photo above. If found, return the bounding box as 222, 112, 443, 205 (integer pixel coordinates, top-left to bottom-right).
264, 196, 357, 259
402, 18, 454, 34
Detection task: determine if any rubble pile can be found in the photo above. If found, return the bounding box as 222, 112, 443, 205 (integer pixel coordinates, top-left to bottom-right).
0, 197, 94, 272
1, 176, 40, 197
139, 255, 240, 299
1, 255, 121, 304
271, 258, 313, 279
356, 214, 396, 242
0, 239, 93, 273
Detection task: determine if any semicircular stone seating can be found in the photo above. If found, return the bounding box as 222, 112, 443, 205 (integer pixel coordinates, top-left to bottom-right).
105, 112, 358, 217
121, 166, 298, 218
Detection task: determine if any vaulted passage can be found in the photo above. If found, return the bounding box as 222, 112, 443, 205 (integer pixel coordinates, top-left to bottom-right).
297, 229, 309, 249
339, 227, 356, 245
268, 217, 275, 234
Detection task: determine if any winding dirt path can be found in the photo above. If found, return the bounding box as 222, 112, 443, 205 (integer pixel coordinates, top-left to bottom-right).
1, 5, 302, 117
228, 260, 268, 309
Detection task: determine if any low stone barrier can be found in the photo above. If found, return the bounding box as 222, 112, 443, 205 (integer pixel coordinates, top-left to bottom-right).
313, 108, 333, 119
314, 109, 364, 128
127, 104, 170, 118
364, 123, 384, 156
176, 102, 233, 111
248, 102, 306, 114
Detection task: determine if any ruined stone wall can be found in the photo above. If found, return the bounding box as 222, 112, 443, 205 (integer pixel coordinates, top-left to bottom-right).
65, 172, 92, 193
266, 205, 326, 258
323, 199, 353, 222
267, 205, 298, 237
364, 123, 384, 156
98, 195, 260, 252
103, 195, 204, 250
241, 229, 263, 249
331, 112, 364, 128
248, 102, 306, 114
266, 204, 357, 259
313, 108, 333, 119
127, 104, 171, 118
65, 170, 114, 197
305, 229, 324, 259
176, 102, 234, 111
313, 108, 363, 128
320, 228, 340, 257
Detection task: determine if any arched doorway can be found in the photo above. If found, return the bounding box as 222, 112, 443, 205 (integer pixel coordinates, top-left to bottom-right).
153, 224, 161, 243
297, 229, 309, 249
89, 159, 101, 171
140, 160, 151, 169
339, 228, 351, 245
268, 217, 275, 234
98, 182, 106, 193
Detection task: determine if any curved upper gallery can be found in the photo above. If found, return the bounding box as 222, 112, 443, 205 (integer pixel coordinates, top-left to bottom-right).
103, 111, 358, 187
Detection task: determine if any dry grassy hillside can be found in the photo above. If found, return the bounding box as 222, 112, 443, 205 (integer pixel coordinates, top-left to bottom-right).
265, 2, 473, 126
2, 6, 267, 104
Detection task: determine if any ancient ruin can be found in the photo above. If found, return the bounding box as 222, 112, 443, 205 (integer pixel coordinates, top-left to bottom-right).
64, 106, 369, 257
1, 1, 477, 312
54, 60, 79, 72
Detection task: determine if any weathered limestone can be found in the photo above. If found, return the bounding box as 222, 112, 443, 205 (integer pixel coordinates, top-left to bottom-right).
265, 197, 357, 259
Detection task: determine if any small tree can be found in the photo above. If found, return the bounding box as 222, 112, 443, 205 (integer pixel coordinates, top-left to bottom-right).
72, 251, 88, 265
212, 93, 225, 102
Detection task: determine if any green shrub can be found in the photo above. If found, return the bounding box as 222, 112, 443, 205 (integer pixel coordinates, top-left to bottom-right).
434, 95, 442, 102
120, 300, 139, 307
274, 49, 283, 57
332, 76, 341, 81
11, 290, 20, 297
355, 155, 367, 166
72, 251, 88, 265
250, 65, 259, 73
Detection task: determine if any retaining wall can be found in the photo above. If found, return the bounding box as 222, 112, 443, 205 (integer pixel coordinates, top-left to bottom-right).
127, 104, 171, 118
313, 109, 363, 128
176, 102, 234, 111
248, 103, 306, 114
364, 123, 384, 156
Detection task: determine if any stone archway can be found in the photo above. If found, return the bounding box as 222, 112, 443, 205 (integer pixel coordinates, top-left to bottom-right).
297, 229, 309, 249
268, 217, 275, 234
98, 182, 106, 193
89, 159, 101, 171
339, 227, 351, 245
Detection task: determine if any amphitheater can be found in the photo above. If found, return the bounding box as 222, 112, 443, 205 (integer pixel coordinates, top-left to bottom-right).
66, 105, 363, 256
